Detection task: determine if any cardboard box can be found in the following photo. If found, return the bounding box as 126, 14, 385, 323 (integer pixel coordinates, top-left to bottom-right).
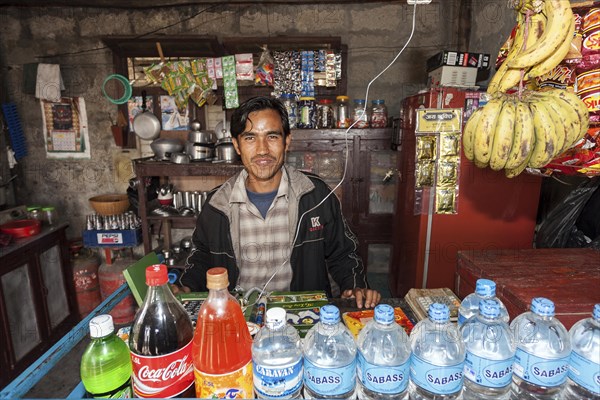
428, 66, 478, 87
427, 50, 491, 72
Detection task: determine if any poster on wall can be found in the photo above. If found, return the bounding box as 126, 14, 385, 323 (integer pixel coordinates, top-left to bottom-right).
160, 95, 189, 130
40, 97, 91, 159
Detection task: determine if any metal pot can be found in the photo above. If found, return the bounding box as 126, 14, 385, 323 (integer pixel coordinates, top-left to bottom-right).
186, 142, 213, 161
133, 90, 161, 140
187, 130, 215, 144
170, 152, 190, 164
150, 138, 184, 160
215, 137, 239, 162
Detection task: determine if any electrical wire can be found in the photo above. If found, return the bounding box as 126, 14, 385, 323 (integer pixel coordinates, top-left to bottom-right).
254, 0, 419, 302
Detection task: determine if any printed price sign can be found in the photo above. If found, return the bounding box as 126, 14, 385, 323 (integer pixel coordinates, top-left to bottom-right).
415, 109, 462, 133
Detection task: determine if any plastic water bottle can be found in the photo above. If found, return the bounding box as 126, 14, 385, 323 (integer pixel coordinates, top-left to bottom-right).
303, 304, 357, 399
80, 314, 132, 398
510, 297, 571, 399
564, 303, 600, 399
409, 303, 465, 400
356, 304, 411, 399
458, 279, 509, 326
252, 307, 303, 399
460, 299, 516, 400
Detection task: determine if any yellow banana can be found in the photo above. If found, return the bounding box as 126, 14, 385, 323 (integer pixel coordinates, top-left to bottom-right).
505, 100, 535, 170
509, 0, 574, 69
489, 99, 517, 171
546, 88, 590, 148
537, 92, 581, 154
473, 96, 506, 166
526, 14, 575, 79
505, 146, 534, 178
527, 100, 558, 168
488, 15, 527, 94
496, 12, 547, 92
462, 107, 484, 161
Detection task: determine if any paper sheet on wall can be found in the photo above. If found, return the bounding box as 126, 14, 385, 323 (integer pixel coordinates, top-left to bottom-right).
40, 97, 91, 159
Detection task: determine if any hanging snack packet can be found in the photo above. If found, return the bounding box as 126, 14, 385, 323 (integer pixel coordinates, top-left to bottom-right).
255, 46, 274, 87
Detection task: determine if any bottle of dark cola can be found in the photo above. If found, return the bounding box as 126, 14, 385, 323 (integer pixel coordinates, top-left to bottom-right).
129, 264, 195, 397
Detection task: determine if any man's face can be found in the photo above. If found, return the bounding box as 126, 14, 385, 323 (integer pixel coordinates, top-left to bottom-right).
232, 108, 291, 193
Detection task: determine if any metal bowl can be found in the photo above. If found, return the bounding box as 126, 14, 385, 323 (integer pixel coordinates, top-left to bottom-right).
150, 138, 184, 161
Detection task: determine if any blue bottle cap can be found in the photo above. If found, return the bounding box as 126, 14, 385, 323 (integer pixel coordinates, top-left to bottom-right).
320, 304, 340, 324
479, 299, 500, 319
372, 99, 385, 104
354, 99, 366, 104
374, 304, 394, 325
531, 297, 555, 317
428, 303, 450, 322
593, 304, 600, 321
475, 279, 496, 297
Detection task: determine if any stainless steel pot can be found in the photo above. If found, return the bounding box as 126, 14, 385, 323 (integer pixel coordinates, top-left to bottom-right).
187, 130, 215, 144
170, 152, 190, 164
186, 142, 213, 161
215, 137, 239, 162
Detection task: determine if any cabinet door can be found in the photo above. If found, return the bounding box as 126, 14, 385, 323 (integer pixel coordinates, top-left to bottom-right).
39, 244, 69, 329
1, 261, 42, 363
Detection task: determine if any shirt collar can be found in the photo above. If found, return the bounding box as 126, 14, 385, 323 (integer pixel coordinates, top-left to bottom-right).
229, 168, 289, 204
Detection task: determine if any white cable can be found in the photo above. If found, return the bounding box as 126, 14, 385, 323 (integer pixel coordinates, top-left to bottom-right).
255, 1, 419, 301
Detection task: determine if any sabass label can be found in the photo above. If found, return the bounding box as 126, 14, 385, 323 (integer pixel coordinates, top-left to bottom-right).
410, 354, 463, 395
130, 340, 194, 398
513, 348, 569, 388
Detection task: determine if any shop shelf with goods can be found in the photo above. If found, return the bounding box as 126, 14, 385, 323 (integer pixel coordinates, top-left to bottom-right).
133, 127, 398, 276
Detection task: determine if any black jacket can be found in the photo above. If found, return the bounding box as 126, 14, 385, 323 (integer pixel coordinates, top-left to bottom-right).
179, 166, 369, 297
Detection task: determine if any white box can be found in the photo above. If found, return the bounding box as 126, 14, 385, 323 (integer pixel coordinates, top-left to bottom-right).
428, 66, 477, 87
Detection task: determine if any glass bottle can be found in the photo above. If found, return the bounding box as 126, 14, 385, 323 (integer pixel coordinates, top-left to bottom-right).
335, 95, 351, 129
316, 98, 335, 129
352, 99, 369, 128
370, 99, 388, 128
281, 93, 298, 129
297, 97, 316, 129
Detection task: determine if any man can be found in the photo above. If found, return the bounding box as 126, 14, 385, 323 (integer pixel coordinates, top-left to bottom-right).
176, 96, 380, 308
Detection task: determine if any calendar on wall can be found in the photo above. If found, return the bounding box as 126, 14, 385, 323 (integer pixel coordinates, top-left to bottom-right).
40, 97, 91, 159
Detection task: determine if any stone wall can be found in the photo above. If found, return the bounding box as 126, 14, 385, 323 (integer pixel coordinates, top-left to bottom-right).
0, 1, 513, 239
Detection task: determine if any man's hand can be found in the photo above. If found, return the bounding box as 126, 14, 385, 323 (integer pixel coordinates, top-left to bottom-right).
341, 288, 381, 309
170, 284, 191, 295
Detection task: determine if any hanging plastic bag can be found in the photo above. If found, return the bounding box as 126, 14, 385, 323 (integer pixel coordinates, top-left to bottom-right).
536, 177, 600, 248
255, 45, 274, 87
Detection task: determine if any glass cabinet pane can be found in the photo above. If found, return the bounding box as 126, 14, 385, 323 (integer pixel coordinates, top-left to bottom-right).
369, 151, 398, 214
287, 151, 345, 201
40, 245, 69, 329
1, 264, 41, 362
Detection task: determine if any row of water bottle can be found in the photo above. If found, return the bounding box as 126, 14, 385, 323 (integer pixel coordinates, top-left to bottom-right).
256, 280, 600, 400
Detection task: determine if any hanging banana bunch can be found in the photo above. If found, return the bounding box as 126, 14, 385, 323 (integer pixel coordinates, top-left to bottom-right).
463, 0, 590, 178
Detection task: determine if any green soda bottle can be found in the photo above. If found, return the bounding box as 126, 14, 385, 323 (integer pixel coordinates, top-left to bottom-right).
81, 314, 132, 398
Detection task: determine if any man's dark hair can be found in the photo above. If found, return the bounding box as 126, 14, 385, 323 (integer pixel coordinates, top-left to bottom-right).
230, 96, 291, 139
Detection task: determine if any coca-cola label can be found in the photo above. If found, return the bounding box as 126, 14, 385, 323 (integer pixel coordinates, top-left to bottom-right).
130, 340, 194, 398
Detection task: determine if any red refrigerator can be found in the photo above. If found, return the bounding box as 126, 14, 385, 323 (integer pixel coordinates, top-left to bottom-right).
390, 87, 542, 297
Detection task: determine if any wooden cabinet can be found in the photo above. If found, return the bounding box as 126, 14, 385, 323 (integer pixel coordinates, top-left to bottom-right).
133, 128, 397, 273
0, 224, 77, 388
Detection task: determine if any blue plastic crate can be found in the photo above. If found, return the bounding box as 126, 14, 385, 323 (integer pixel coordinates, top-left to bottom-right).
83, 228, 142, 248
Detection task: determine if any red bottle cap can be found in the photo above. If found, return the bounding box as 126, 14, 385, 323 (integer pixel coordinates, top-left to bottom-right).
146, 264, 169, 286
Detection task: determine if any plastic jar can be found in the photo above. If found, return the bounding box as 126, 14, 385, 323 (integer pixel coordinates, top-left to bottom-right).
280, 93, 297, 129
316, 98, 335, 129
335, 96, 351, 129
352, 99, 369, 128
370, 99, 388, 128
297, 97, 316, 129
27, 206, 43, 222
42, 206, 57, 226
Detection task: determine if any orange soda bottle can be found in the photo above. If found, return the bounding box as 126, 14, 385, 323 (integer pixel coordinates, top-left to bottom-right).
192, 267, 253, 398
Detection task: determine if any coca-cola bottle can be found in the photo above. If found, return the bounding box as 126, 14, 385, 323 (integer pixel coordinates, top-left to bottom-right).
129, 264, 195, 397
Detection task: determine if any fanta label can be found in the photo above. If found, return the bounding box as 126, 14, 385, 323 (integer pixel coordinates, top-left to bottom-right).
130, 340, 194, 398
194, 361, 253, 399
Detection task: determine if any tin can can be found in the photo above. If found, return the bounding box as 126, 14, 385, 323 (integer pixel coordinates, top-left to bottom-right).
297, 97, 316, 129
